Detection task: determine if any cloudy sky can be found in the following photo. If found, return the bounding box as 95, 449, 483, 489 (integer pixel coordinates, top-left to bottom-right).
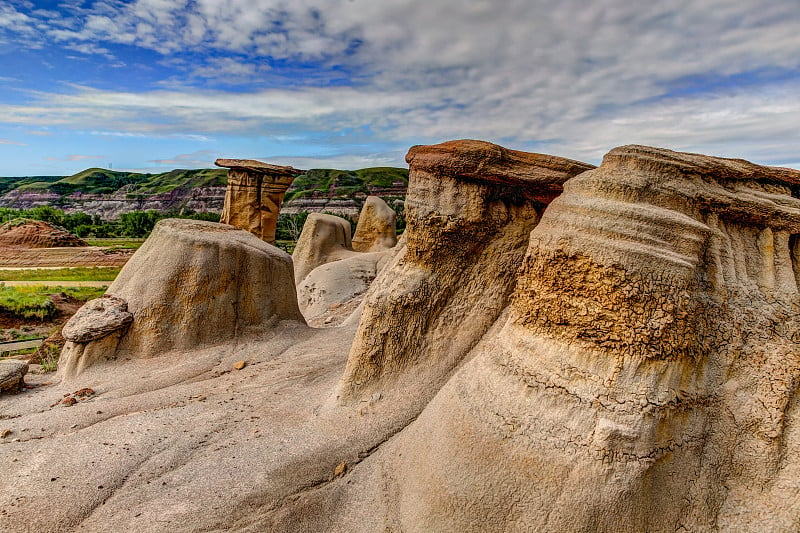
0, 0, 798, 175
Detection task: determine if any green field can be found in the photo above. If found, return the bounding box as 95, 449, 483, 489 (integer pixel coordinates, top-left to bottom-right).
0, 284, 106, 320
0, 267, 121, 282
84, 237, 146, 250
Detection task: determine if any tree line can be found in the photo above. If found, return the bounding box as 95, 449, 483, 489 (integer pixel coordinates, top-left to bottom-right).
0, 206, 220, 238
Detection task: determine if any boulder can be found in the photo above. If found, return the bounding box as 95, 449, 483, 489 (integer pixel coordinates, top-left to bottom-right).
0, 359, 27, 393
297, 252, 390, 320
339, 139, 595, 404
351, 196, 397, 252
292, 213, 355, 286
216, 159, 304, 244
61, 295, 133, 343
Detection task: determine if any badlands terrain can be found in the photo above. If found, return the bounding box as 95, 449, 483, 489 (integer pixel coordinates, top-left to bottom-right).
2, 139, 800, 532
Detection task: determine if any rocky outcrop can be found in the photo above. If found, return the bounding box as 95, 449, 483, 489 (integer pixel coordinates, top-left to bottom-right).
59, 219, 305, 377
61, 296, 133, 343
0, 359, 27, 393
339, 139, 595, 404
351, 196, 397, 252
292, 213, 355, 285
58, 295, 134, 379
331, 144, 800, 531
7, 141, 800, 533
0, 219, 87, 248
217, 159, 304, 244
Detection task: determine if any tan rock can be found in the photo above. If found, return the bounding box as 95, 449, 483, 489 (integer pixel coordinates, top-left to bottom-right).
351, 196, 397, 252
216, 159, 304, 244
61, 295, 133, 343
364, 144, 800, 531
59, 218, 305, 379
339, 139, 594, 404
292, 213, 354, 286
0, 359, 27, 393
233, 360, 246, 370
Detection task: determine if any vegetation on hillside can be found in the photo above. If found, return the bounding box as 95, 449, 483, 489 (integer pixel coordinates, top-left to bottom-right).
10, 167, 228, 197
0, 205, 219, 238
283, 167, 408, 202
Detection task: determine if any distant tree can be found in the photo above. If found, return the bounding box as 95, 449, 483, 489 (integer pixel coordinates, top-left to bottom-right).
118, 210, 160, 237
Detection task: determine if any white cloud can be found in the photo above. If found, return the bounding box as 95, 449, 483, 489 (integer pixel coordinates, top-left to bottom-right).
0, 139, 26, 146
0, 0, 797, 168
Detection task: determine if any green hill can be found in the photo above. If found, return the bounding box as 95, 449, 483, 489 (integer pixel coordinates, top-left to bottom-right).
284, 167, 409, 202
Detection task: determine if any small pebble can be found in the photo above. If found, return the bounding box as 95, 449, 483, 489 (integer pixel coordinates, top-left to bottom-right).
233, 360, 247, 370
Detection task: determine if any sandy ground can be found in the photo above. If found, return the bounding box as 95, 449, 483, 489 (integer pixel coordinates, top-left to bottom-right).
0, 247, 133, 268
0, 316, 411, 532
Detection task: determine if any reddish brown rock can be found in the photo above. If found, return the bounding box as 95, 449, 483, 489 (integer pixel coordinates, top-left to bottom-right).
0, 219, 87, 248
216, 159, 304, 244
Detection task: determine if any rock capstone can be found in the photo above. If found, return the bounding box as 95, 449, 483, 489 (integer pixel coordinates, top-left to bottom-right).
216, 159, 304, 244
61, 295, 133, 343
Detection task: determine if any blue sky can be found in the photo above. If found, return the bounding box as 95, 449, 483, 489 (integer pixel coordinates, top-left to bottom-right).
0, 0, 798, 176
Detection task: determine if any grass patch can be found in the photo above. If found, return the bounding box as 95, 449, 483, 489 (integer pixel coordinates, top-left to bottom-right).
0, 284, 106, 321
0, 285, 56, 320
85, 238, 146, 250
0, 267, 121, 282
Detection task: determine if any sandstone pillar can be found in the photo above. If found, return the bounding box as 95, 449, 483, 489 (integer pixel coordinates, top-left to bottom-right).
216, 159, 304, 244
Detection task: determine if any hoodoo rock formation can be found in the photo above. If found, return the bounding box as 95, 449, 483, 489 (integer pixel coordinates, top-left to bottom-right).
351, 195, 397, 252
4, 140, 800, 532
292, 212, 355, 286
59, 218, 304, 378
314, 144, 800, 532
339, 139, 594, 405
216, 158, 304, 244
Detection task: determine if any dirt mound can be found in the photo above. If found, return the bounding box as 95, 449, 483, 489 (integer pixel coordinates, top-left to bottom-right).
0, 219, 88, 248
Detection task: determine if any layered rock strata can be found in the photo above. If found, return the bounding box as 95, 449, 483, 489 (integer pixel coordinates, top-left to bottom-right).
216, 159, 304, 244
339, 139, 595, 405
351, 196, 397, 252
349, 145, 800, 531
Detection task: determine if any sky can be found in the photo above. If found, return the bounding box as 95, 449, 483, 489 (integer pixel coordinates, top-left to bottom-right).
0, 0, 798, 176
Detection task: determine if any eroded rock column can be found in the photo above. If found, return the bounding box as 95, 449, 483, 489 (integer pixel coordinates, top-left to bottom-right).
216, 159, 304, 244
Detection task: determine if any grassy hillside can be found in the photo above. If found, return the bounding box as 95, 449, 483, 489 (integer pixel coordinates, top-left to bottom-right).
284, 167, 409, 202
2, 165, 407, 203
0, 176, 61, 196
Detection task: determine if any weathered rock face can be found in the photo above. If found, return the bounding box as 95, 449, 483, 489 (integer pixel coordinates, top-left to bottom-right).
339, 139, 595, 404
292, 213, 354, 286
0, 359, 27, 393
351, 196, 397, 252
62, 295, 133, 344
217, 159, 303, 244
352, 145, 800, 531
0, 219, 87, 248
59, 219, 305, 377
